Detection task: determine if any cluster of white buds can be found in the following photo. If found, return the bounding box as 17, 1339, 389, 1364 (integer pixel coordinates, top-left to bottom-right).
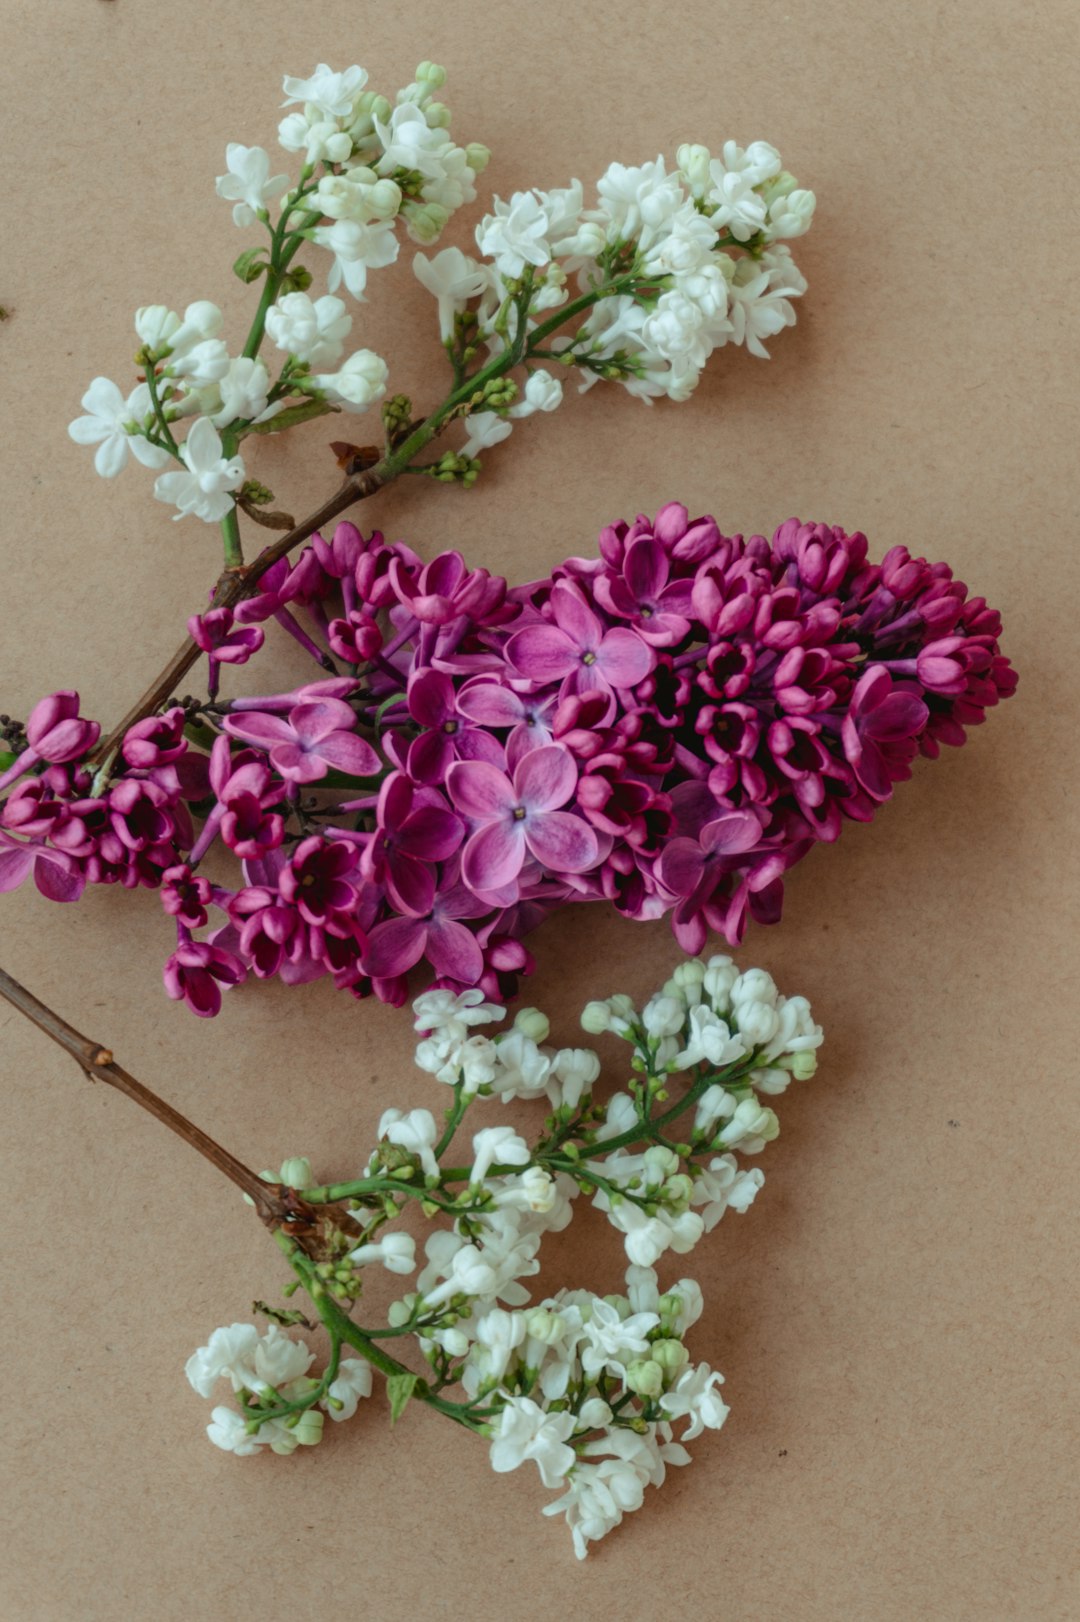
187, 953, 822, 1559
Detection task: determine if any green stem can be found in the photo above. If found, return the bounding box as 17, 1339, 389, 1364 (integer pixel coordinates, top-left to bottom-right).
220, 504, 243, 570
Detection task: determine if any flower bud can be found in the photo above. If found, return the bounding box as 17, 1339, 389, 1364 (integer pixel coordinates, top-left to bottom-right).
785, 1050, 818, 1081
367, 178, 403, 219
642, 994, 686, 1039
278, 1156, 313, 1190
651, 1337, 691, 1376
424, 101, 452, 129
466, 142, 492, 173
514, 1006, 551, 1043
581, 1000, 612, 1034
415, 61, 447, 89
677, 142, 712, 195
525, 1307, 565, 1345
625, 1359, 665, 1399
325, 132, 354, 164
404, 200, 450, 244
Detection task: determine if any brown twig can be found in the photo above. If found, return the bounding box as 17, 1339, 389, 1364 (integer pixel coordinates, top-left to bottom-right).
0, 963, 287, 1225
90, 461, 391, 765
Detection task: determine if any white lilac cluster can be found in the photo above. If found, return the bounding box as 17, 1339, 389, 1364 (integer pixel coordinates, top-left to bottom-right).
188, 955, 822, 1559
68, 62, 487, 521
413, 138, 814, 462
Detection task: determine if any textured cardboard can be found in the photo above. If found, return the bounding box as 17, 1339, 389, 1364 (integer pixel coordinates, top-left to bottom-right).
1, 1, 1076, 1616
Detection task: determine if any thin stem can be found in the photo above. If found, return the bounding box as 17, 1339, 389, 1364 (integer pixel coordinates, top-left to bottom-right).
0, 963, 288, 1225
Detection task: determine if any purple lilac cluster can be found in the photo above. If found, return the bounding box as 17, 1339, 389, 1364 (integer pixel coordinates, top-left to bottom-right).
0, 506, 1017, 1015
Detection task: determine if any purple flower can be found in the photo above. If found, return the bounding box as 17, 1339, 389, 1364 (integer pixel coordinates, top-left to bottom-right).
121, 707, 188, 769
279, 836, 362, 930
0, 830, 85, 902
364, 884, 487, 982
390, 550, 507, 625
448, 745, 599, 891
455, 680, 555, 770
842, 667, 928, 801
0, 691, 100, 797
593, 536, 696, 646
222, 698, 380, 784
404, 669, 505, 784
162, 939, 246, 1017
506, 583, 654, 711
161, 864, 214, 929
656, 810, 767, 954
187, 607, 265, 665
367, 774, 464, 915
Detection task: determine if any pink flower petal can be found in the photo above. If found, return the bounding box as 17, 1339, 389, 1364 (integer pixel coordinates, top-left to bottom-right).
513, 745, 577, 814
624, 537, 668, 603
0, 842, 36, 892
408, 669, 454, 728
657, 838, 706, 896
289, 698, 357, 745
448, 759, 516, 821
700, 810, 764, 857
506, 624, 579, 684
314, 732, 381, 777
462, 818, 525, 890
363, 915, 429, 978
221, 712, 296, 748
523, 810, 598, 874
550, 584, 602, 652
425, 914, 484, 982
595, 628, 655, 688
456, 683, 525, 726
399, 806, 464, 862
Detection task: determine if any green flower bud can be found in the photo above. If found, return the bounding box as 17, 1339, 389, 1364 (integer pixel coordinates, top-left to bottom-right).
425, 101, 452, 129
466, 142, 492, 174
514, 1006, 551, 1043
525, 1307, 565, 1345
650, 1337, 691, 1376
580, 1000, 612, 1034
784, 1050, 818, 1080
663, 1173, 695, 1212
625, 1359, 665, 1399
759, 169, 797, 206
676, 142, 712, 195
415, 61, 447, 88
387, 1295, 417, 1328
293, 1409, 325, 1448
403, 199, 450, 244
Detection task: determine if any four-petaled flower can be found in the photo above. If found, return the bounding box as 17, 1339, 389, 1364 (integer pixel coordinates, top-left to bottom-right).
507, 583, 655, 714
448, 745, 599, 892
222, 698, 380, 784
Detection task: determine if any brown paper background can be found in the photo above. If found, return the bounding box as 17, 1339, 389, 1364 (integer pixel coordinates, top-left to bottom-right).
1, 1, 1077, 1616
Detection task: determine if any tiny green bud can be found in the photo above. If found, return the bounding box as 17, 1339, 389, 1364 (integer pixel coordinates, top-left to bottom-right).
625, 1359, 665, 1399
415, 60, 447, 88
785, 1050, 818, 1080
278, 1156, 313, 1190
424, 101, 451, 129
514, 1006, 550, 1043
403, 199, 449, 244
580, 1000, 612, 1034
651, 1338, 691, 1376
465, 142, 491, 173
279, 264, 313, 294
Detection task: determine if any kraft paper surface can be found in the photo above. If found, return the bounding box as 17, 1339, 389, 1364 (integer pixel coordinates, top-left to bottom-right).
1, 2, 1076, 1617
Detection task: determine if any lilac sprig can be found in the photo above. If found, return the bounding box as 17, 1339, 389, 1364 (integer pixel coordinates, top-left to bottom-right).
0, 507, 1017, 1013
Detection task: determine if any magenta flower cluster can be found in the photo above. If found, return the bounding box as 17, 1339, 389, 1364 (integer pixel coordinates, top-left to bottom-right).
0, 505, 1017, 1016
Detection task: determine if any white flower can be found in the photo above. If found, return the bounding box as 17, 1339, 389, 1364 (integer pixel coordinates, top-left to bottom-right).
413, 987, 504, 1039
594, 157, 684, 242
349, 1232, 417, 1274
312, 217, 400, 300
715, 1096, 779, 1150
641, 994, 686, 1040
460, 410, 513, 461
707, 167, 769, 242
727, 257, 802, 359
281, 63, 368, 120
315, 168, 401, 224
541, 1455, 647, 1559
206, 357, 278, 427
206, 1406, 264, 1456
215, 144, 288, 228
323, 1358, 372, 1421
488, 1396, 576, 1488
134, 305, 181, 352
166, 301, 225, 358
508, 369, 563, 419
703, 954, 739, 1011
185, 1322, 260, 1397
491, 1165, 558, 1214
671, 1005, 747, 1071
152, 417, 245, 523
470, 1126, 530, 1186
640, 199, 718, 275
717, 139, 782, 185
465, 1307, 527, 1389
413, 247, 490, 341
642, 290, 711, 369
374, 103, 455, 180
68, 378, 172, 478
546, 1046, 600, 1111
659, 1362, 730, 1440
265, 292, 352, 368
489, 1027, 550, 1099
377, 1107, 439, 1179
766, 188, 816, 240
309, 349, 389, 412
580, 1298, 658, 1380
476, 191, 552, 277
278, 111, 352, 166
252, 1324, 315, 1390
168, 339, 231, 387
